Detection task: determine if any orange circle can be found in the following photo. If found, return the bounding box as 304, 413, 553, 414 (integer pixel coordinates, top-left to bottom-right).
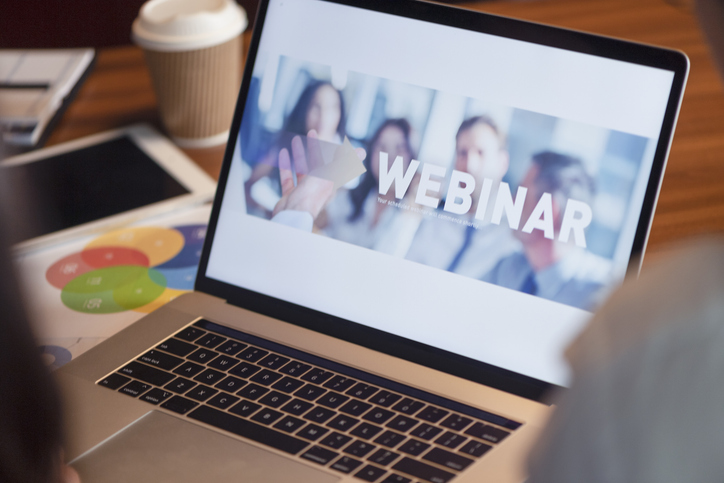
85, 227, 184, 267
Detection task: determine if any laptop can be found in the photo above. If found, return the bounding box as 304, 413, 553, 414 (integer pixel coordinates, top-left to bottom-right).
56, 1, 688, 482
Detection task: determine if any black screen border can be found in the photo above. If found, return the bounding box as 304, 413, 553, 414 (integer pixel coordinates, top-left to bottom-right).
196, 0, 689, 402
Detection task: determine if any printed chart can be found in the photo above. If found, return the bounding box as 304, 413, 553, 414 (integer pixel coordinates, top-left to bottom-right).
16, 205, 212, 367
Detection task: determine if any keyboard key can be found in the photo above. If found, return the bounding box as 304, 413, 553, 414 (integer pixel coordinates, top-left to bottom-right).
304, 406, 336, 424
163, 377, 197, 394
320, 432, 353, 449
363, 407, 395, 425
440, 414, 473, 431
207, 354, 240, 371
301, 445, 338, 465
281, 398, 313, 416
459, 440, 492, 457
317, 391, 349, 409
392, 398, 424, 415
355, 464, 387, 482
189, 405, 309, 455
434, 431, 467, 449
272, 376, 305, 394
331, 456, 363, 473
173, 361, 205, 378
386, 415, 418, 433
279, 361, 312, 377
417, 406, 449, 423
238, 346, 269, 362
392, 457, 455, 483
297, 423, 329, 441
157, 337, 196, 357
207, 393, 239, 410
229, 400, 261, 418
193, 368, 226, 385
369, 448, 401, 466
250, 369, 283, 386
138, 350, 183, 370
464, 423, 510, 444
410, 423, 443, 441
251, 408, 284, 426
381, 474, 411, 483
347, 383, 379, 400
98, 373, 130, 390
259, 391, 292, 408
273, 415, 306, 433
237, 383, 269, 400
119, 380, 151, 397
374, 430, 407, 448
216, 340, 248, 356
195, 333, 226, 348
301, 368, 334, 385
344, 440, 376, 458
324, 375, 357, 392
339, 399, 372, 416
161, 395, 198, 414
186, 385, 218, 402
294, 384, 326, 401
140, 388, 173, 405
398, 439, 430, 456
258, 354, 291, 370
120, 361, 175, 386
369, 391, 402, 408
228, 361, 261, 379
187, 348, 218, 364
350, 422, 383, 440
215, 376, 247, 393
423, 447, 474, 472
326, 414, 359, 432
175, 327, 205, 341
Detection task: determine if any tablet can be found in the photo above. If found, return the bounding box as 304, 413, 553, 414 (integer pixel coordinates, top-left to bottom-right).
1, 124, 216, 252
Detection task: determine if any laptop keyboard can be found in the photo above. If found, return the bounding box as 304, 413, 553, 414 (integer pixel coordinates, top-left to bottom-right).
97, 319, 521, 483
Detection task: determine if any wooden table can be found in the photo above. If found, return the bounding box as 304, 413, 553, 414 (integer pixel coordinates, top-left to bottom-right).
45, 0, 724, 265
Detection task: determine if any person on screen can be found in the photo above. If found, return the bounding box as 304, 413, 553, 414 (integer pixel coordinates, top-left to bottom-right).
404, 115, 514, 276
245, 80, 346, 217
482, 151, 610, 311
321, 118, 419, 254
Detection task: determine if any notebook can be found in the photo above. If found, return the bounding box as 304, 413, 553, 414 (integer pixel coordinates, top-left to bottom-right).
56, 1, 688, 482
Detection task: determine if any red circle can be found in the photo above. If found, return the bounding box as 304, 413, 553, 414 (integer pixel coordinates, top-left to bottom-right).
46, 252, 94, 289
81, 247, 150, 269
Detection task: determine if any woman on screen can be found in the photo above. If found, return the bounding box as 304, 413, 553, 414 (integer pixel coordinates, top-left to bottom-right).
244, 80, 346, 217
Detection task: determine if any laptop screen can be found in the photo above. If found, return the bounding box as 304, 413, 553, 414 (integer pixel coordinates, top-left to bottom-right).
202, 0, 687, 390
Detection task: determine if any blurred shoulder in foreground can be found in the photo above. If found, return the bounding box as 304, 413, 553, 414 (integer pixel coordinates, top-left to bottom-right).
528, 238, 724, 482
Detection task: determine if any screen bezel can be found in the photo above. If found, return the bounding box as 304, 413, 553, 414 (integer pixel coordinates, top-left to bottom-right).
195, 0, 689, 401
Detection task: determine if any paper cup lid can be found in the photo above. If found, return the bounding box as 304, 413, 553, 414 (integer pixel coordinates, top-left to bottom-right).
132, 0, 247, 52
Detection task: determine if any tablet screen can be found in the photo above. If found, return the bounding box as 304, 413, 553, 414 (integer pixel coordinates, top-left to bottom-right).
3, 136, 190, 241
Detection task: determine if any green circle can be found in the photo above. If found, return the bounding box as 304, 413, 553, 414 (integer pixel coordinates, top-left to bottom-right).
61, 288, 126, 314
114, 268, 167, 310
63, 266, 147, 294
61, 266, 167, 313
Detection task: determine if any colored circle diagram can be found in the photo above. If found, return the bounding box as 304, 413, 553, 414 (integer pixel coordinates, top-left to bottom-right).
46, 224, 207, 315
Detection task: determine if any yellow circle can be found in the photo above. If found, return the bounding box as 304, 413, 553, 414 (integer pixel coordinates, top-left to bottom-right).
86, 227, 184, 267
133, 287, 188, 314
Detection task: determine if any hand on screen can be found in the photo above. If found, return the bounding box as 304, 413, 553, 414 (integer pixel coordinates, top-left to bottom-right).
272, 130, 366, 221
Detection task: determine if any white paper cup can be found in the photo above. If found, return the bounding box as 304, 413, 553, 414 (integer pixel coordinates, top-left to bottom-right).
132, 0, 247, 147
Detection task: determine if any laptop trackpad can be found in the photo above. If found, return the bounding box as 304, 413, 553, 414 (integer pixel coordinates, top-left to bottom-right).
71, 410, 340, 483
